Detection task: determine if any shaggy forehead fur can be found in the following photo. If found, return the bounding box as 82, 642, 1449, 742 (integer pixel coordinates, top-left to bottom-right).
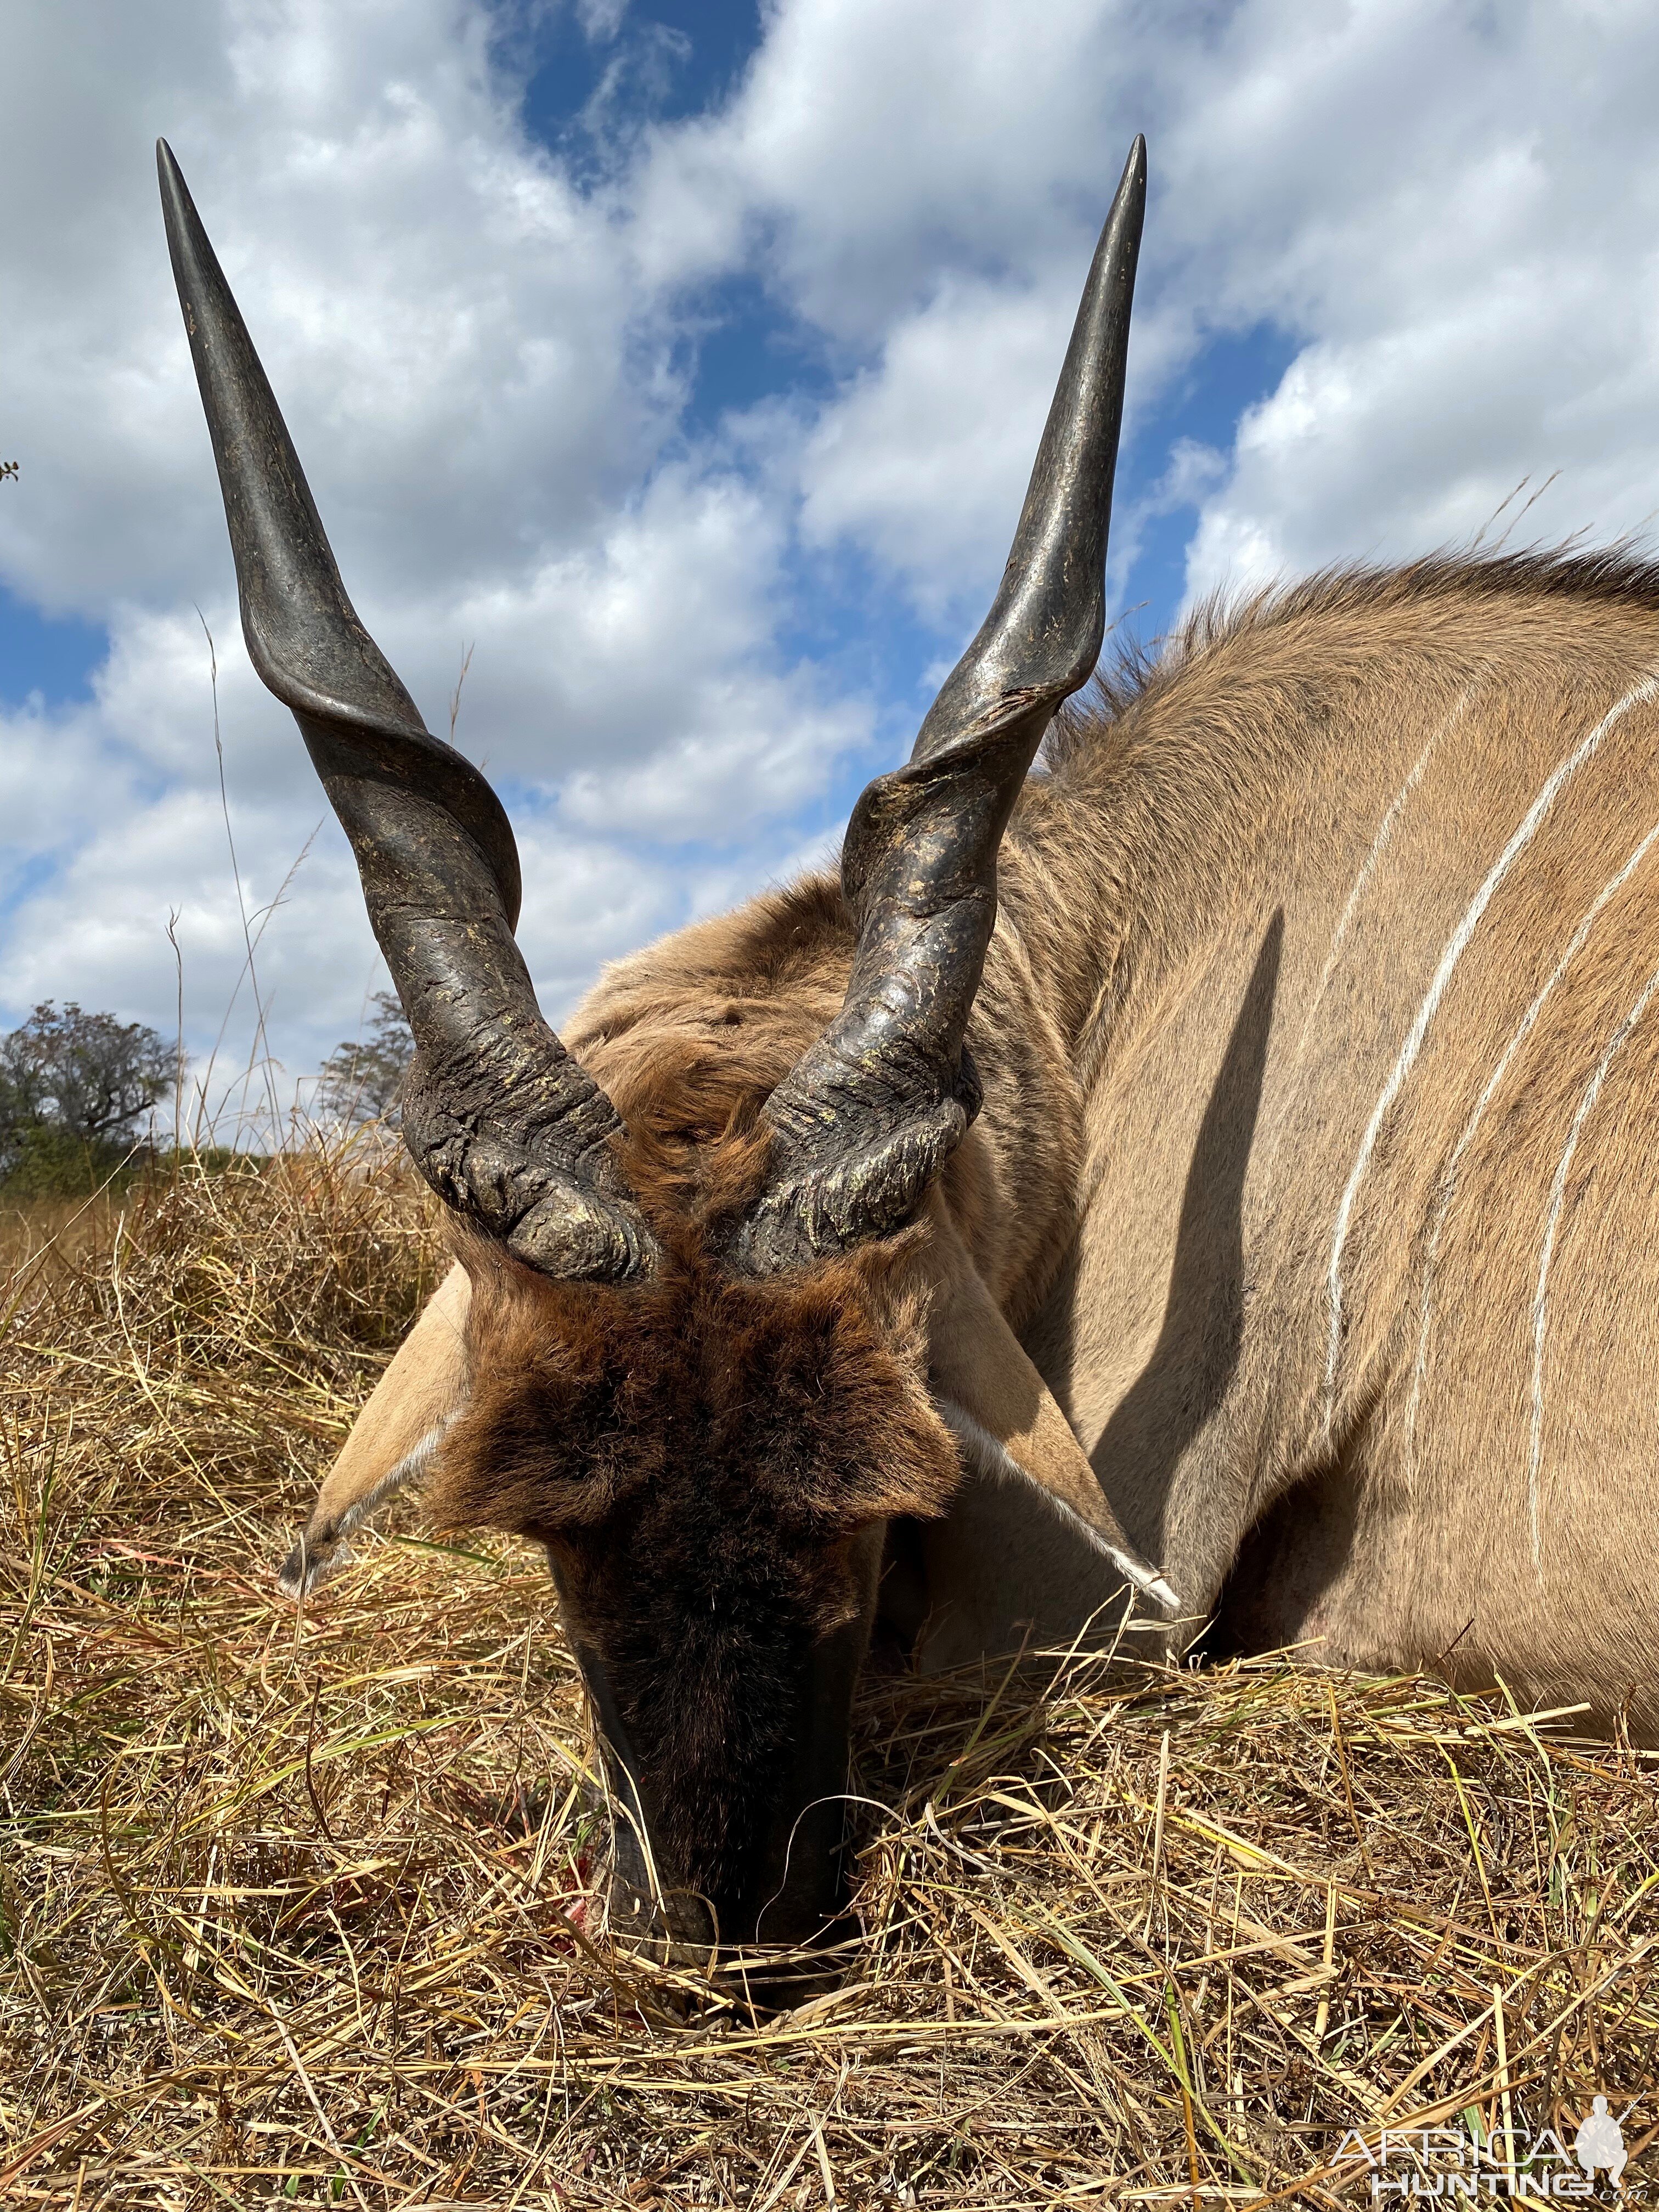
430, 1222, 960, 1556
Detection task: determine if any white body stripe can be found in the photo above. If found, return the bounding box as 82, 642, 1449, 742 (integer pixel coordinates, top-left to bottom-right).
1298, 684, 1477, 1061
1527, 963, 1659, 1577
1324, 673, 1659, 1434
1404, 812, 1659, 1475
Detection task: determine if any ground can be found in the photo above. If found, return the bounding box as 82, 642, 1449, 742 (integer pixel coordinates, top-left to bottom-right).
1, 1156, 1655, 2207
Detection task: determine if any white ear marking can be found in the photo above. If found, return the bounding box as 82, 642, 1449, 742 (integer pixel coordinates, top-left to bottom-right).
276, 1413, 458, 1601
936, 1397, 1183, 1617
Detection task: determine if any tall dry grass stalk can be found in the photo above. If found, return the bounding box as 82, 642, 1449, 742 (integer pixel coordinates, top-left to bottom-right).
1, 1148, 1655, 2206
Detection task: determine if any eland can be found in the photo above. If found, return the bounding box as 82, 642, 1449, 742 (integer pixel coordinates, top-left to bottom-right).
161, 132, 1659, 1965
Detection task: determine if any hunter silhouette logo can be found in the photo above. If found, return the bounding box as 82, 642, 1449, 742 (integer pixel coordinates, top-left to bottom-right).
1576, 2098, 1628, 2186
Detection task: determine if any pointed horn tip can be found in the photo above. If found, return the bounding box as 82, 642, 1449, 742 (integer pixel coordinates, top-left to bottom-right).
1120, 134, 1147, 202
156, 139, 193, 238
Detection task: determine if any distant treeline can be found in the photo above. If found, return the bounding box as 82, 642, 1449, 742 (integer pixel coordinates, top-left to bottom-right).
0, 994, 414, 1197
0, 1002, 173, 1197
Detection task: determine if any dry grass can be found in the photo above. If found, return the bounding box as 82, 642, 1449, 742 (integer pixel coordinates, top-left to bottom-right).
1, 1153, 1655, 2208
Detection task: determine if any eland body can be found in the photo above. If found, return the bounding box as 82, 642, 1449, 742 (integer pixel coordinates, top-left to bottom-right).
161, 137, 1659, 1962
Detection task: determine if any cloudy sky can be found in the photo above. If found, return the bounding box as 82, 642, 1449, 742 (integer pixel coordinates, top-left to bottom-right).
3, 0, 1657, 1130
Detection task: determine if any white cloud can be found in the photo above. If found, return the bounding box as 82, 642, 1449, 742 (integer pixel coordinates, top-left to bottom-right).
0, 0, 874, 1074
9, 0, 1659, 1099
441, 458, 874, 818
1157, 2, 1659, 602
796, 276, 1079, 622
662, 0, 1659, 625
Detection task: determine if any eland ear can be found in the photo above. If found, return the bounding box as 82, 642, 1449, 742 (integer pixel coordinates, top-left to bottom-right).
926, 1243, 1181, 1623
279, 1262, 472, 1598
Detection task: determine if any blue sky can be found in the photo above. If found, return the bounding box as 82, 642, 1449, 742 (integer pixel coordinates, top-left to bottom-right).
4, 1, 1659, 1127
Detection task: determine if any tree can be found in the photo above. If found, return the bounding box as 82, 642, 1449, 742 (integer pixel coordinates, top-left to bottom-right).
317, 991, 414, 1125
0, 1001, 173, 1190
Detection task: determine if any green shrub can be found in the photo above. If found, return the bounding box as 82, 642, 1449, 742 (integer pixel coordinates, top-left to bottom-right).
0, 1125, 145, 1199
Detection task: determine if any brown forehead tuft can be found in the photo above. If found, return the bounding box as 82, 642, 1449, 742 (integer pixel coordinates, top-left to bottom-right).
426, 1221, 960, 1547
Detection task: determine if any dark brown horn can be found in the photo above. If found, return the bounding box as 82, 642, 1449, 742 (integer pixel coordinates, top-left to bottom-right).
157, 141, 656, 1280
737, 139, 1147, 1273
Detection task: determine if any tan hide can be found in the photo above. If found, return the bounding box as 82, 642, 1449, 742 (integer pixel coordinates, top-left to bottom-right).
278, 1262, 472, 1598
917, 1245, 1183, 1670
